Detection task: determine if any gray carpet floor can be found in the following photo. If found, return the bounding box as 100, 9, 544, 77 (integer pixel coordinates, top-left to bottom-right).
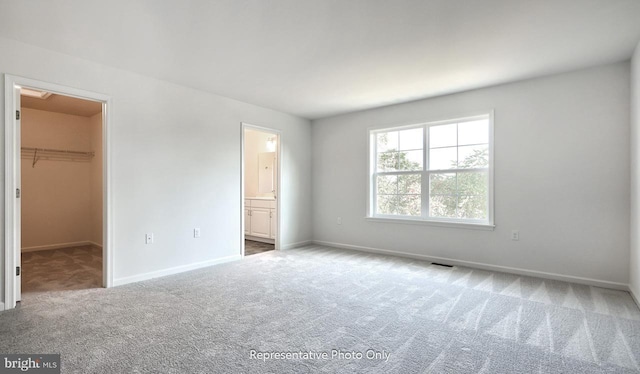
1, 245, 640, 373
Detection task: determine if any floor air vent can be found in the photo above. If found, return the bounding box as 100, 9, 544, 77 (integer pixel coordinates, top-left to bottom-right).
431, 262, 453, 268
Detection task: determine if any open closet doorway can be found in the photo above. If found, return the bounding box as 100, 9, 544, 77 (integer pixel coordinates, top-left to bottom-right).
20, 89, 103, 296
241, 124, 280, 257
4, 75, 111, 310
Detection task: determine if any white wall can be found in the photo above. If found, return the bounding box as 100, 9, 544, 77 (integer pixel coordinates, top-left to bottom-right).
21, 108, 94, 249
312, 62, 631, 286
244, 129, 276, 198
631, 42, 640, 299
0, 36, 312, 305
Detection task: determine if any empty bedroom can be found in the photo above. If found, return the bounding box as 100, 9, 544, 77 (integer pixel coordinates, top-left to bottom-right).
1, 1, 640, 373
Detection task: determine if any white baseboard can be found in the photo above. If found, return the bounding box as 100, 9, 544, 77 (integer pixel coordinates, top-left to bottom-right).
312, 240, 629, 291
112, 254, 241, 287
89, 241, 103, 249
0, 301, 5, 311
22, 240, 102, 253
630, 285, 640, 310
280, 240, 312, 250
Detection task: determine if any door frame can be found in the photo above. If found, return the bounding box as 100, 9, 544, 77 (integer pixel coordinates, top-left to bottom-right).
4, 74, 113, 310
240, 122, 281, 257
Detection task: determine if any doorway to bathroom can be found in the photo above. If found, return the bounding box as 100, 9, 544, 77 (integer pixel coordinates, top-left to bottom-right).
241, 123, 281, 257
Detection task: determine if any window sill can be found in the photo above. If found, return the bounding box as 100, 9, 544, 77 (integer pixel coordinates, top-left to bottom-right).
364, 216, 495, 231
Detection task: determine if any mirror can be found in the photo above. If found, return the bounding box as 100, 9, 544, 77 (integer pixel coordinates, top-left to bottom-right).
258, 152, 276, 193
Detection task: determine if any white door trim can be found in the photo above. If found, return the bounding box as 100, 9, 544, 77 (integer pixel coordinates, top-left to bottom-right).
3, 74, 113, 310
240, 122, 282, 257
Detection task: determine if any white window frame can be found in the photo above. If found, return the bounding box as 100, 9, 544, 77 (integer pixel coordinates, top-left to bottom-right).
366, 111, 495, 230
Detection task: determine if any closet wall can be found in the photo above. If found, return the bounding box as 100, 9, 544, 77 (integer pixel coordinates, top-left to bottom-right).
89, 112, 103, 246
21, 107, 102, 250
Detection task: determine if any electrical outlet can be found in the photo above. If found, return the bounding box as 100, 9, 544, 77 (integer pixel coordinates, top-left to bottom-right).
194, 228, 201, 238
337, 217, 342, 225
145, 233, 154, 244
511, 230, 519, 241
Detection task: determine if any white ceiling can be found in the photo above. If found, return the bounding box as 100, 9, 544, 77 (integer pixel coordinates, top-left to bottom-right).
1, 0, 639, 119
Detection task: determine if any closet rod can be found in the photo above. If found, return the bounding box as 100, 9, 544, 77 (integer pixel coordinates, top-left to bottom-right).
21, 147, 94, 156
21, 147, 95, 167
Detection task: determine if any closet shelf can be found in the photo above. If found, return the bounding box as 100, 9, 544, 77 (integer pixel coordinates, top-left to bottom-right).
21, 147, 95, 167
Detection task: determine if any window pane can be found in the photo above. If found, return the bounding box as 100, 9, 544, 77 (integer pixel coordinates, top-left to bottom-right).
377, 194, 398, 215
371, 115, 491, 223
398, 174, 421, 194
458, 195, 488, 220
398, 195, 421, 216
458, 119, 488, 146
377, 152, 398, 171
429, 147, 457, 170
429, 123, 457, 148
377, 175, 397, 195
398, 150, 423, 171
429, 173, 456, 195
399, 128, 423, 151
429, 195, 457, 218
377, 131, 398, 152
457, 171, 488, 196
458, 145, 488, 169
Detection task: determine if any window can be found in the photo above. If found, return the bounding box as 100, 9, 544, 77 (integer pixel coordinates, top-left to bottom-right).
368, 113, 493, 228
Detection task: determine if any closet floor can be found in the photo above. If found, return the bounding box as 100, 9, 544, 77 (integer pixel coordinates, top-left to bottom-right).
21, 245, 102, 294
245, 239, 274, 256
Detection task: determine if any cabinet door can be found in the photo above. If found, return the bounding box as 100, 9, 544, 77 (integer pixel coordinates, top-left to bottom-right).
270, 209, 277, 239
250, 208, 270, 238
244, 209, 251, 235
